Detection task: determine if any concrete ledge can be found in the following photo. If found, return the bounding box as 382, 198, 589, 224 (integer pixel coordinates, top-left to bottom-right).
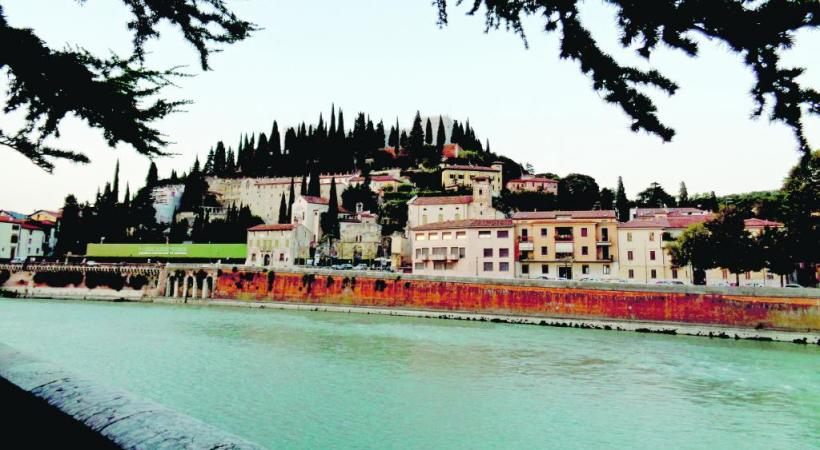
0, 344, 264, 449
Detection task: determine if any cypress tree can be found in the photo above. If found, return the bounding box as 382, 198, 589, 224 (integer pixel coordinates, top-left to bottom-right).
277, 193, 288, 224
388, 125, 398, 148
408, 111, 424, 154
375, 120, 386, 148
270, 121, 281, 157
204, 147, 214, 175
678, 181, 690, 206
436, 116, 446, 150
226, 147, 236, 175
321, 178, 340, 239
615, 176, 630, 222
400, 131, 408, 150
111, 160, 120, 203
329, 104, 337, 137
254, 132, 270, 176
425, 118, 433, 145
300, 173, 307, 196
146, 161, 158, 188
307, 165, 321, 197
336, 109, 345, 142
213, 141, 227, 176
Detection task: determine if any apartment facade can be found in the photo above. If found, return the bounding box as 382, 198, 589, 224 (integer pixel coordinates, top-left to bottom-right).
245, 223, 311, 267
407, 179, 502, 229
0, 217, 46, 261
505, 176, 558, 194
337, 214, 383, 262
410, 219, 515, 279
440, 163, 504, 195
512, 210, 619, 280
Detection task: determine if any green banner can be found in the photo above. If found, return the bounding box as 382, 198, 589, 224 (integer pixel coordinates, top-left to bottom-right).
86, 243, 247, 259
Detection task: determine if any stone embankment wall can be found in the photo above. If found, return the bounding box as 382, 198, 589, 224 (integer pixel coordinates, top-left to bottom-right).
0, 264, 160, 300
0, 344, 264, 449
212, 268, 820, 333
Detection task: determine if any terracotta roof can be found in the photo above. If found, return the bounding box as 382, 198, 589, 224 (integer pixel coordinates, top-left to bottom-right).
507, 178, 558, 184
301, 196, 329, 205
248, 224, 296, 232
620, 215, 712, 229
512, 210, 617, 220
634, 207, 708, 217
409, 195, 474, 206
0, 216, 44, 231
441, 164, 500, 172
744, 218, 783, 228
411, 219, 513, 231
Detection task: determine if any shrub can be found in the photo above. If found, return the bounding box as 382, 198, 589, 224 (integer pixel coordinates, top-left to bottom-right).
85, 272, 125, 291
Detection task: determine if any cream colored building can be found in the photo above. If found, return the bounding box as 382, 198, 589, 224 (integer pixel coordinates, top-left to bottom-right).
441, 163, 503, 195
245, 223, 311, 267
410, 219, 515, 279
512, 211, 618, 280
407, 179, 502, 229
337, 214, 383, 262
0, 217, 46, 261
348, 174, 405, 194
505, 176, 558, 194
617, 215, 783, 285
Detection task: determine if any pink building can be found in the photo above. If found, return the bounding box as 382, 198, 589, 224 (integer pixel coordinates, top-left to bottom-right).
505, 176, 558, 194
410, 219, 515, 279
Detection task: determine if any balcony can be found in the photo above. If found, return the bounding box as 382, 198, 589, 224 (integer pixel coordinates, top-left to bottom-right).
596, 239, 612, 246
518, 236, 531, 242
518, 242, 534, 251
431, 253, 447, 261
555, 235, 574, 242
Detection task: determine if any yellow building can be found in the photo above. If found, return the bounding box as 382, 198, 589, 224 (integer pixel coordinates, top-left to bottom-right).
336, 214, 383, 262
512, 210, 618, 280
441, 163, 503, 196
246, 224, 311, 267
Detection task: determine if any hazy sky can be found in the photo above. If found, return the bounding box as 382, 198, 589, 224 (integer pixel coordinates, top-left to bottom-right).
1, 1, 818, 213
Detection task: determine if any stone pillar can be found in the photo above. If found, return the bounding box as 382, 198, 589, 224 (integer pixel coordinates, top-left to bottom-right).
182, 276, 189, 299
202, 278, 210, 299
191, 278, 198, 299
164, 279, 171, 297
172, 279, 179, 298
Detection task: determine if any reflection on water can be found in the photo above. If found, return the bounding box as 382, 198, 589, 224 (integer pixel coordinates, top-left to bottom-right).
0, 298, 818, 450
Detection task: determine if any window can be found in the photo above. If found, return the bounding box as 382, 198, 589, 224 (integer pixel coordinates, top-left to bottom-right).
497, 230, 509, 238
521, 264, 529, 274
499, 248, 509, 258
478, 231, 491, 239
649, 232, 655, 241
581, 246, 589, 255
581, 227, 588, 237
483, 262, 493, 271
442, 232, 452, 240
541, 246, 548, 256
456, 231, 467, 239
627, 251, 634, 261
422, 215, 428, 225
433, 261, 446, 270
541, 264, 549, 274
627, 232, 632, 242
672, 269, 678, 279
649, 250, 656, 261
415, 233, 426, 241
429, 233, 440, 240
450, 247, 459, 257
540, 228, 548, 236
628, 269, 634, 279
499, 262, 510, 272
745, 272, 751, 280
650, 269, 657, 279
722, 269, 729, 279
414, 262, 425, 270
454, 213, 461, 220
582, 265, 590, 274
483, 248, 493, 257
459, 248, 466, 258
603, 265, 611, 275
437, 214, 444, 222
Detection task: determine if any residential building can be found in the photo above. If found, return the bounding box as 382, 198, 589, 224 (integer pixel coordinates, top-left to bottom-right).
245, 223, 311, 267
348, 174, 405, 194
630, 207, 710, 220
28, 209, 61, 256
28, 210, 62, 223
150, 184, 185, 224
512, 210, 619, 280
505, 176, 558, 194
440, 162, 504, 195
410, 219, 515, 279
337, 213, 383, 263
407, 178, 502, 229
390, 231, 411, 270
617, 215, 783, 285
0, 217, 46, 261
290, 195, 353, 242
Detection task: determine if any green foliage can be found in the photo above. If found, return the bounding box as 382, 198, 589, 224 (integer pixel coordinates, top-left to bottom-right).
615, 176, 629, 222
85, 271, 126, 291
668, 223, 713, 285
0, 269, 9, 286
435, 1, 818, 152
0, 1, 254, 170
718, 190, 786, 220
495, 191, 557, 215
782, 151, 819, 285
320, 178, 340, 239
558, 174, 599, 210
32, 271, 85, 287
636, 182, 676, 208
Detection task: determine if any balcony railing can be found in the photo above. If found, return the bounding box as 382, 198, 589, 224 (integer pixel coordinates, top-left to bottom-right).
555, 235, 574, 242
431, 253, 447, 261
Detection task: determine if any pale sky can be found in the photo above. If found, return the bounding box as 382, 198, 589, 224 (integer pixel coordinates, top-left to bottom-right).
1, 1, 818, 213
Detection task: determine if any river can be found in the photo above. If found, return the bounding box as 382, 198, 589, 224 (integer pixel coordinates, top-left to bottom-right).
0, 298, 817, 449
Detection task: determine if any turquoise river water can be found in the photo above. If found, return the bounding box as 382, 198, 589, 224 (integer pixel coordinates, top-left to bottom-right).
0, 298, 818, 449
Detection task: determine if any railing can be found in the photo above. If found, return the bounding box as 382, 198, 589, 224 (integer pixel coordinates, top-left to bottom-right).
430, 253, 446, 261
555, 235, 574, 242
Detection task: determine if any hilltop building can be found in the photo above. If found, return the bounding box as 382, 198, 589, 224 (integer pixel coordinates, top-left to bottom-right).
150, 184, 185, 224
440, 162, 503, 196
506, 176, 558, 194
512, 210, 619, 280
0, 217, 46, 261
